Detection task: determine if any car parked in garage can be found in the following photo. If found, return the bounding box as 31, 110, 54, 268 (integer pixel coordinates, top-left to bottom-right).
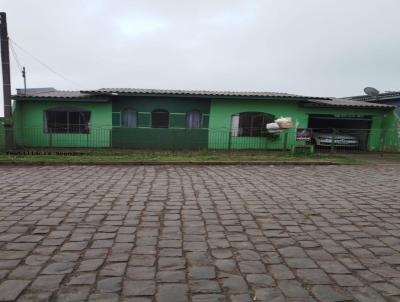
312, 129, 359, 147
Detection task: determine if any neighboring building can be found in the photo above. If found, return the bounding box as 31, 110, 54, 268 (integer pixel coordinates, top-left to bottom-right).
348, 91, 400, 116
10, 87, 399, 151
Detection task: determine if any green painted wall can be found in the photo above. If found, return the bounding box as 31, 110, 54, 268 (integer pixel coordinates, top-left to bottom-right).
13, 100, 112, 148
111, 96, 210, 148
112, 128, 208, 149
381, 111, 400, 152
208, 98, 394, 150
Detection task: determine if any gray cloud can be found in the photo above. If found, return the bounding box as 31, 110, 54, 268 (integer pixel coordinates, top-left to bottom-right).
1, 0, 400, 115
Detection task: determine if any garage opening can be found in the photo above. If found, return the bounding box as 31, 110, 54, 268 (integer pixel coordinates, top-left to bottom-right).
308, 114, 372, 150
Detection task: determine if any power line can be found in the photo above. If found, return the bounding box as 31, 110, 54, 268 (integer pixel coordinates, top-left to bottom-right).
9, 40, 23, 72
9, 37, 84, 88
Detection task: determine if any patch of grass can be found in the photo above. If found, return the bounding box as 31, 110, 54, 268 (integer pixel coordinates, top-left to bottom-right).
0, 149, 365, 165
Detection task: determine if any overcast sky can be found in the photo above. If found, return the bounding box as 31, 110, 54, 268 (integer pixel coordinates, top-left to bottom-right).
1, 0, 400, 115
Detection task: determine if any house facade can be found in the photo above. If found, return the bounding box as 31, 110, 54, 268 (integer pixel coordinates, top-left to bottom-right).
10, 88, 399, 151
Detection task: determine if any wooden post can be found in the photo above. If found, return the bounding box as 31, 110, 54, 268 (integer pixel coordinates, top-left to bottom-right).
0, 12, 14, 149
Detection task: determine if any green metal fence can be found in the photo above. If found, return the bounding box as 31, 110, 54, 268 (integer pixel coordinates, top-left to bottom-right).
3, 126, 400, 153
14, 127, 110, 148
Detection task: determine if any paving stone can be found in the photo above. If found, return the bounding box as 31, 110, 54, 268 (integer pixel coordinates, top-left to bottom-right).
238, 261, 266, 273
100, 263, 127, 276
68, 273, 96, 285
278, 280, 309, 299
306, 249, 334, 261
347, 286, 387, 302
9, 265, 41, 279
97, 277, 122, 293
33, 246, 56, 256
318, 261, 351, 274
0, 270, 8, 279
126, 266, 155, 280
211, 248, 233, 259
78, 258, 104, 272
186, 252, 211, 266
0, 251, 29, 260
311, 285, 352, 301
88, 293, 120, 302
221, 274, 248, 294
246, 274, 275, 287
337, 254, 365, 270
189, 266, 216, 279
230, 294, 253, 302
192, 294, 226, 302
16, 291, 53, 302
52, 252, 80, 263
41, 262, 75, 274
129, 255, 155, 266
0, 279, 30, 301
156, 284, 188, 302
0, 260, 20, 270
371, 266, 400, 278
332, 274, 364, 287
159, 248, 182, 257
235, 249, 261, 261
15, 235, 43, 243
37, 218, 63, 226
296, 268, 332, 285
371, 282, 400, 296
159, 257, 185, 270
123, 280, 156, 296
0, 233, 21, 242
24, 255, 49, 266
254, 287, 286, 302
122, 298, 152, 302
184, 242, 208, 252
208, 239, 230, 249
61, 241, 88, 251
357, 270, 384, 282
286, 258, 318, 269
157, 270, 186, 283
215, 259, 236, 272
6, 243, 36, 251
56, 286, 91, 302
30, 274, 64, 290
190, 280, 221, 294
268, 264, 295, 280
278, 246, 307, 258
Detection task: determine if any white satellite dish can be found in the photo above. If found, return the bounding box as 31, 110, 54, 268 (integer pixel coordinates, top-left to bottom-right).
364, 87, 380, 97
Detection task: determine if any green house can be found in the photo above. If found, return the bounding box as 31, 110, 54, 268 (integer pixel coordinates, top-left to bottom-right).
9, 87, 399, 151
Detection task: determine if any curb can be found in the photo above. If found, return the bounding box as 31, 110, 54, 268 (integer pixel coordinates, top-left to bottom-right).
0, 160, 343, 166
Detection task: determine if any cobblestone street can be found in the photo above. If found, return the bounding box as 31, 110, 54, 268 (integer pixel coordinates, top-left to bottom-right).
0, 165, 399, 301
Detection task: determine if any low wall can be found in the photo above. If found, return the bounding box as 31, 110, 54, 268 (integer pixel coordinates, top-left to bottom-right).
112, 128, 209, 149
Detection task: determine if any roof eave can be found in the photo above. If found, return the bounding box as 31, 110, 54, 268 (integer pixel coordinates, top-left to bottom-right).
81, 90, 329, 101
12, 95, 109, 102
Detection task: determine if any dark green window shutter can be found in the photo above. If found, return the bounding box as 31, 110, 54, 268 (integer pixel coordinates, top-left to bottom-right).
138, 112, 151, 127
112, 112, 121, 127
202, 114, 209, 128
170, 113, 186, 128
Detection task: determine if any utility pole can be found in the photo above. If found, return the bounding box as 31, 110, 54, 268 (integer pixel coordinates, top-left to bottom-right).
0, 12, 14, 149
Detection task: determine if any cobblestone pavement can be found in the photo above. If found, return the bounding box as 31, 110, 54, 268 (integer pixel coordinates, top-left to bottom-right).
0, 165, 399, 302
